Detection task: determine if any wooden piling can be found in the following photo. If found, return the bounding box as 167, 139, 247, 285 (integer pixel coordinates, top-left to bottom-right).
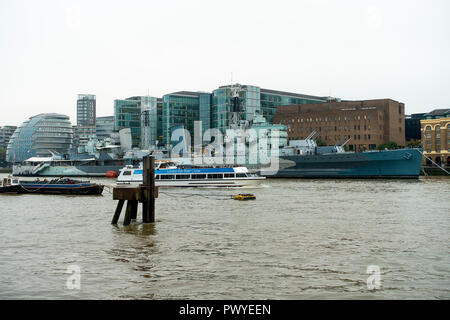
111, 200, 125, 224
141, 156, 155, 223
111, 156, 158, 225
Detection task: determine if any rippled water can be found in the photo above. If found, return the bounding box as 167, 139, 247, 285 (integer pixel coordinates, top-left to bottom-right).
0, 174, 449, 299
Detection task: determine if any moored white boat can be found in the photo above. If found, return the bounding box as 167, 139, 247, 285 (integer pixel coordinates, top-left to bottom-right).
117, 161, 265, 188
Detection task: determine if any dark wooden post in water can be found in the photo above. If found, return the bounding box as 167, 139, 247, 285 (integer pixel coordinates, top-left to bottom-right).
141, 156, 155, 223
111, 156, 157, 225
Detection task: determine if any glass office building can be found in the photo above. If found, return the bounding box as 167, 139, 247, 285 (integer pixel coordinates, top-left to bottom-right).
156, 99, 163, 145
211, 85, 261, 132
162, 92, 202, 145
259, 88, 328, 123
140, 96, 159, 149
114, 97, 143, 148
112, 84, 330, 149
211, 84, 327, 132
0, 126, 17, 149
199, 93, 212, 135
95, 116, 115, 140
6, 113, 73, 163
77, 94, 96, 126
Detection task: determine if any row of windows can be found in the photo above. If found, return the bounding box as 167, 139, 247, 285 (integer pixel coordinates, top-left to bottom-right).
424, 124, 450, 130
289, 134, 378, 141
289, 124, 376, 132
281, 114, 376, 124
425, 139, 450, 145
122, 172, 249, 179
423, 132, 450, 139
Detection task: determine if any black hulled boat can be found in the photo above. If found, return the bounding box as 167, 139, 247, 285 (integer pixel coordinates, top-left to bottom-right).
1, 176, 104, 195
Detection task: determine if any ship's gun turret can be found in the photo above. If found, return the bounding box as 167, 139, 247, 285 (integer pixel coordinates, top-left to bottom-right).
280, 130, 318, 156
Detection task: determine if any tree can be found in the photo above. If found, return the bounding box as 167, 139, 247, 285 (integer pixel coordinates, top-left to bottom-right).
377, 141, 398, 150
407, 140, 421, 148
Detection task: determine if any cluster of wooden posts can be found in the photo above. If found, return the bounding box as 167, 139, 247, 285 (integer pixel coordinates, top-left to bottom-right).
111, 156, 158, 225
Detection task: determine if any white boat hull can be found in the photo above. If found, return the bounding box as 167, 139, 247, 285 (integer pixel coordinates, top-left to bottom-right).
117, 177, 266, 188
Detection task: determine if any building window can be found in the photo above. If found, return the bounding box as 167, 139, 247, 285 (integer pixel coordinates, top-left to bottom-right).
425, 126, 431, 131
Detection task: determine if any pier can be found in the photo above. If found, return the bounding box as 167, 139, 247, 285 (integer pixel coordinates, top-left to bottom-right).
111, 156, 158, 225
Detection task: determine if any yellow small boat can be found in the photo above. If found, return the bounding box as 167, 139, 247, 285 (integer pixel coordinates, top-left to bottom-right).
233, 194, 256, 201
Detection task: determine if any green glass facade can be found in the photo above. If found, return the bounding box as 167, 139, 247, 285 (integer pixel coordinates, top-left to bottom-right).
199, 93, 212, 135
112, 85, 329, 149
114, 97, 142, 148
211, 87, 231, 132
211, 84, 327, 133
162, 92, 204, 145
156, 98, 163, 145
260, 89, 328, 124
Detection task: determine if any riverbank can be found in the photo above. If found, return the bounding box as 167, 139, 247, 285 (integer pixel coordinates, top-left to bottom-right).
420, 166, 450, 176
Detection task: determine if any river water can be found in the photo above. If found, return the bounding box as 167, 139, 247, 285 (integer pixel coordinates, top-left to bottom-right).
0, 174, 449, 299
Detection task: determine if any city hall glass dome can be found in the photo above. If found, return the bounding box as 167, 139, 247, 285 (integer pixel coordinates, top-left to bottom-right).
6, 113, 73, 163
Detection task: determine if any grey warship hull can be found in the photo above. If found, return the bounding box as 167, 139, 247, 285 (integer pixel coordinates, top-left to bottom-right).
267, 148, 423, 179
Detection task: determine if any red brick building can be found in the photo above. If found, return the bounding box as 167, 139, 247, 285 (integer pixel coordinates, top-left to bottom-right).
273, 99, 405, 151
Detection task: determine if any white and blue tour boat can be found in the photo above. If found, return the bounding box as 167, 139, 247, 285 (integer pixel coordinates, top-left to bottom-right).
117, 161, 265, 188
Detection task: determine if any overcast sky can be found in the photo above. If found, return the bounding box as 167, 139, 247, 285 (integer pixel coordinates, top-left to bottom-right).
0, 0, 449, 126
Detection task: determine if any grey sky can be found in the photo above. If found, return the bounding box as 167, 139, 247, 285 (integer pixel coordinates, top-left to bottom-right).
1, 0, 449, 127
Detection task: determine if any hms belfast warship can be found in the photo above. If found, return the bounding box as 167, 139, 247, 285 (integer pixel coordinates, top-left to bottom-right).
267, 131, 423, 179
212, 84, 423, 179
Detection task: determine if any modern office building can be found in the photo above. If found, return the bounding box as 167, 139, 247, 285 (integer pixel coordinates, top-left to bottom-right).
6, 114, 73, 163
77, 94, 96, 127
162, 92, 203, 146
0, 126, 17, 149
156, 98, 164, 145
114, 96, 151, 148
420, 109, 450, 166
74, 94, 96, 148
95, 116, 115, 140
211, 84, 328, 133
140, 96, 159, 149
114, 84, 331, 149
73, 125, 96, 148
273, 99, 406, 151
